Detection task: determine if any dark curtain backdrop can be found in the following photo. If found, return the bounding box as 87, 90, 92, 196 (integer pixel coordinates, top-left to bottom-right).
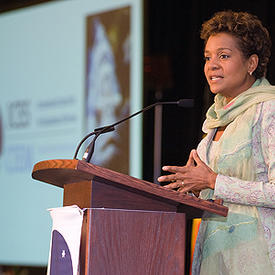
143, 0, 275, 182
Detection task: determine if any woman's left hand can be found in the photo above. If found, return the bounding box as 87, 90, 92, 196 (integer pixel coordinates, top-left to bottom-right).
157, 149, 217, 194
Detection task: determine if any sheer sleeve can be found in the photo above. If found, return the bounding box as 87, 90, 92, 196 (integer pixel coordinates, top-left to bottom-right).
214, 100, 275, 208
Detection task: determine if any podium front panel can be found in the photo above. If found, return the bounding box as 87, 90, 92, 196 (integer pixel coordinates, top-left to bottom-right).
80, 208, 186, 275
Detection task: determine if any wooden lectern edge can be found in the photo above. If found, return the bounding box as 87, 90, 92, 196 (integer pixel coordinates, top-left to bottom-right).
33, 158, 78, 171
32, 159, 228, 217
77, 160, 228, 217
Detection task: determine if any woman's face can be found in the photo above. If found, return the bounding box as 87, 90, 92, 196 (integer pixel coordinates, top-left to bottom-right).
204, 32, 255, 102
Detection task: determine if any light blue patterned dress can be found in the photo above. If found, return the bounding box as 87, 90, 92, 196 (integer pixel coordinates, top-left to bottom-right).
192, 97, 275, 274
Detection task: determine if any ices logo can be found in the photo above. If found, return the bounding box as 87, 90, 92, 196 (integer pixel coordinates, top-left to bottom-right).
8, 100, 31, 128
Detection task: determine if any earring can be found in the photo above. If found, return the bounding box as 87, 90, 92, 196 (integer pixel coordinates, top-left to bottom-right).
249, 71, 253, 76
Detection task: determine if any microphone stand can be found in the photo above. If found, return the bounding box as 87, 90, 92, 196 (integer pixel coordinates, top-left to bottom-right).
154, 103, 162, 184
74, 99, 194, 164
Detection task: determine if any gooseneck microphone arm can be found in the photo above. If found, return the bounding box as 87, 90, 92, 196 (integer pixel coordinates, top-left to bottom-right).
73, 98, 194, 162
73, 126, 115, 159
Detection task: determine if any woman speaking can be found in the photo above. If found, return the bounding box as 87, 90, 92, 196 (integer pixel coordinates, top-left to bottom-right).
158, 10, 275, 274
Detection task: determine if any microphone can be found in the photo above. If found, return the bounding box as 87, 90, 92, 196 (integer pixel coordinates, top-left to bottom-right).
73, 126, 115, 160
74, 98, 194, 162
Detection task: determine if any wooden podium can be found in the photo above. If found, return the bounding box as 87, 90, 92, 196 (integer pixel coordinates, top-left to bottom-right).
32, 159, 228, 275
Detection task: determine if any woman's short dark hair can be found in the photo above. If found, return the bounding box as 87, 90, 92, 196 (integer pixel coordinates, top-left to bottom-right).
200, 10, 271, 79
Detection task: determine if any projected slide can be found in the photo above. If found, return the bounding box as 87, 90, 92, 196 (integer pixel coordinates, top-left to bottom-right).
86, 7, 130, 173
0, 0, 142, 266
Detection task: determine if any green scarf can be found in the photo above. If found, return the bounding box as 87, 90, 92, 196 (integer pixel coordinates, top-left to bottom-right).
197, 78, 275, 274
203, 78, 275, 132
